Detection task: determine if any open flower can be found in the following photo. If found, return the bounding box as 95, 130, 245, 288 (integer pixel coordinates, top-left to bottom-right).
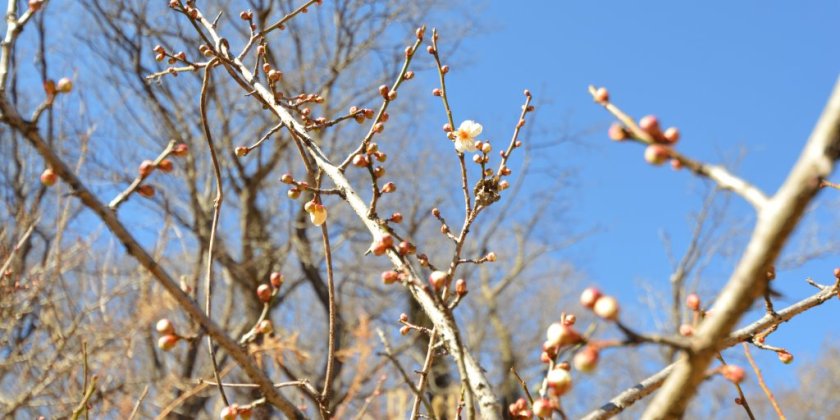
453, 120, 482, 153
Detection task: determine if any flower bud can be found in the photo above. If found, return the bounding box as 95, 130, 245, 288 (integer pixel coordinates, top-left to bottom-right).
270, 272, 284, 289
40, 168, 57, 186
593, 87, 609, 104
382, 182, 396, 193
455, 278, 467, 296
663, 127, 680, 144
644, 144, 671, 165
220, 405, 238, 420
546, 368, 572, 396
256, 284, 272, 303
352, 154, 369, 167
157, 159, 174, 173
378, 84, 389, 98
546, 322, 581, 347
137, 185, 155, 198
485, 252, 497, 262
721, 365, 746, 384
679, 324, 694, 336
579, 287, 602, 309
173, 143, 189, 156
158, 334, 179, 351
56, 78, 73, 94
398, 241, 415, 255
400, 325, 410, 335
307, 203, 327, 226
235, 146, 249, 157
287, 188, 300, 199
240, 10, 253, 20
257, 319, 273, 334
639, 115, 661, 136
399, 313, 409, 322
608, 123, 627, 141
139, 160, 155, 177
593, 295, 619, 320
777, 350, 793, 364
685, 293, 701, 311
499, 180, 509, 190
381, 270, 400, 285
573, 346, 599, 373
532, 398, 554, 417
429, 271, 449, 289
156, 319, 176, 335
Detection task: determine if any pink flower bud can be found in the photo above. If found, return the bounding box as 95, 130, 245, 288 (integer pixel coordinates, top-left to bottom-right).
546, 368, 572, 396
545, 322, 582, 347
593, 295, 619, 320
270, 272, 284, 289
158, 334, 179, 351
455, 278, 467, 296
639, 115, 661, 136
720, 365, 746, 384
156, 319, 175, 335
777, 350, 793, 364
399, 313, 409, 322
157, 159, 174, 173
137, 185, 155, 198
398, 241, 415, 255
532, 398, 554, 417
390, 212, 403, 223
593, 87, 609, 104
573, 346, 600, 373
685, 293, 701, 311
139, 160, 155, 177
663, 127, 680, 144
608, 123, 627, 141
579, 287, 602, 309
173, 143, 189, 156
381, 182, 396, 193
256, 284, 272, 303
400, 325, 411, 335
644, 144, 671, 165
381, 270, 400, 285
40, 168, 57, 186
429, 271, 449, 289
679, 324, 694, 336
485, 252, 497, 262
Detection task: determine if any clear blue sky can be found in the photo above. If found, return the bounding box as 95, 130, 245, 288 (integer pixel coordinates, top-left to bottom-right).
442, 0, 840, 392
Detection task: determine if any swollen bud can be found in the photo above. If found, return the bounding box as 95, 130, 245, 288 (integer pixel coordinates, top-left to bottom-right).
720, 365, 746, 384
546, 367, 572, 396
455, 278, 468, 296
608, 123, 628, 141
593, 295, 619, 320
593, 87, 609, 104
56, 77, 73, 94
644, 144, 671, 165
155, 319, 176, 335
381, 270, 400, 285
573, 346, 600, 373
256, 284, 272, 303
545, 322, 581, 348
777, 350, 793, 364
270, 272, 284, 289
429, 271, 449, 289
579, 287, 602, 309
158, 335, 179, 351
685, 293, 701, 311
40, 168, 57, 186
532, 398, 554, 417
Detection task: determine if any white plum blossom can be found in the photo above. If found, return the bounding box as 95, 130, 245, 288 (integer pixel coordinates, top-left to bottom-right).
453, 120, 482, 153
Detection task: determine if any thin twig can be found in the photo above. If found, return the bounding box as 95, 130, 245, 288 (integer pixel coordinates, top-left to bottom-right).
743, 343, 786, 419
127, 385, 149, 420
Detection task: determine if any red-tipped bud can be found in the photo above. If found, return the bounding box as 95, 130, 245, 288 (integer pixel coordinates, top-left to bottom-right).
270, 272, 284, 289
455, 278, 467, 296
663, 127, 680, 144
593, 295, 619, 320
404, 70, 415, 80
608, 123, 628, 141
532, 398, 554, 417
399, 313, 409, 322
157, 159, 174, 173
400, 325, 410, 335
256, 284, 272, 303
139, 160, 155, 177
432, 88, 442, 97
158, 334, 179, 351
378, 84, 389, 98
429, 271, 449, 289
235, 146, 249, 157
580, 287, 602, 309
685, 293, 701, 311
777, 350, 793, 364
381, 270, 400, 285
679, 324, 694, 336
40, 168, 57, 186
398, 241, 415, 255
721, 365, 746, 384
220, 405, 238, 420
352, 154, 369, 167
485, 252, 497, 262
644, 144, 671, 165
156, 319, 175, 335
546, 322, 582, 348
573, 346, 600, 373
281, 173, 294, 184
381, 182, 396, 193
173, 143, 189, 156
546, 368, 572, 396
593, 87, 609, 104
137, 184, 155, 198
240, 10, 253, 20
639, 115, 661, 136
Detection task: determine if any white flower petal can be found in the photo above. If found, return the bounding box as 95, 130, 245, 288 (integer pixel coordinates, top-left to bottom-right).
455, 138, 477, 153
458, 120, 482, 138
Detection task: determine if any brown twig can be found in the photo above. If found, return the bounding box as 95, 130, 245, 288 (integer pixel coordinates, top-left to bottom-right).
743, 343, 786, 419
108, 140, 177, 210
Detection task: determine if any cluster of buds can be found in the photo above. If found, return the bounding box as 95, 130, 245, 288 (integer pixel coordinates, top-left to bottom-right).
131, 143, 189, 198
508, 398, 533, 419
349, 106, 376, 125
351, 142, 387, 167
153, 45, 188, 65
155, 318, 182, 351
220, 404, 253, 420
371, 234, 394, 256
580, 286, 620, 321
170, 1, 200, 19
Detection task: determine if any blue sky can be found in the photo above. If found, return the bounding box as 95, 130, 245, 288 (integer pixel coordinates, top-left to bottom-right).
439, 0, 840, 392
